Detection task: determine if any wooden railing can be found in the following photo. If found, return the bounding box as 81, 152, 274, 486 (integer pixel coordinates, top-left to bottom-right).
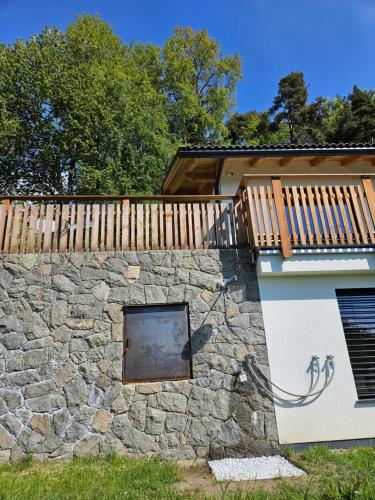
240, 176, 375, 257
0, 195, 247, 254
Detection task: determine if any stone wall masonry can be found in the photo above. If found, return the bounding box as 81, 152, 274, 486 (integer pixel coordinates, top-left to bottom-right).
0, 249, 278, 462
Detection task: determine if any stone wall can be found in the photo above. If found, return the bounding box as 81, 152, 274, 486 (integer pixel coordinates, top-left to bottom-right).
0, 249, 278, 462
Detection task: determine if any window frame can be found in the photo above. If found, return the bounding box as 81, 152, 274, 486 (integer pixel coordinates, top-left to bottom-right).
122, 302, 192, 384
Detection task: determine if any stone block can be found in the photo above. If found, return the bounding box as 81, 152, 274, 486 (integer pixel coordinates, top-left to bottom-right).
92, 409, 112, 434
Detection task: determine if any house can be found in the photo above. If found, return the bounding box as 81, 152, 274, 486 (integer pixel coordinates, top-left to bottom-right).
0, 143, 375, 461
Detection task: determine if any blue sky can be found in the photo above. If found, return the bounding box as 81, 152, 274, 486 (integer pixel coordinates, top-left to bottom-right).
1, 0, 374, 112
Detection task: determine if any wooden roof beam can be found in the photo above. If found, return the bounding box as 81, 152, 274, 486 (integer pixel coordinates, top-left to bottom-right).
249, 158, 260, 167
310, 156, 328, 167
185, 172, 216, 183
279, 157, 293, 166
341, 156, 362, 166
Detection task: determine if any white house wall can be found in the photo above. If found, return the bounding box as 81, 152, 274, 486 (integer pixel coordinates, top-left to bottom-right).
257, 252, 375, 445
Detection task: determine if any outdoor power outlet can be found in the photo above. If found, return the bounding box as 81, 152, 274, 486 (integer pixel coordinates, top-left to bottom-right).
238, 370, 247, 383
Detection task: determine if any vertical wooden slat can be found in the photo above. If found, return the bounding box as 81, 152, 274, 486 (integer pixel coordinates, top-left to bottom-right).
75, 204, 85, 252
193, 203, 202, 249
245, 187, 258, 248
334, 186, 352, 245
36, 204, 45, 253
144, 204, 150, 251
300, 186, 314, 245
165, 203, 173, 250
362, 178, 375, 237
266, 186, 278, 246
107, 204, 114, 251
27, 205, 39, 254
52, 204, 61, 253
151, 204, 159, 250
187, 203, 194, 249
115, 204, 121, 251
357, 185, 375, 244
173, 203, 179, 249
328, 186, 345, 245
342, 185, 361, 245
272, 179, 292, 257
68, 204, 76, 252
3, 203, 14, 254
291, 186, 306, 246
179, 204, 188, 249
220, 203, 229, 248
84, 204, 91, 252
0, 200, 10, 253
10, 204, 23, 253
42, 204, 54, 253
259, 186, 271, 246
314, 186, 330, 245
234, 196, 247, 248
20, 204, 29, 254
284, 186, 298, 246
91, 204, 100, 252
159, 203, 164, 250
59, 204, 70, 253
130, 203, 136, 250
349, 185, 368, 244
253, 186, 265, 246
214, 202, 222, 247
206, 202, 215, 248
201, 203, 208, 249
122, 200, 129, 251
321, 186, 337, 245
136, 204, 144, 250
306, 186, 322, 246
100, 204, 106, 251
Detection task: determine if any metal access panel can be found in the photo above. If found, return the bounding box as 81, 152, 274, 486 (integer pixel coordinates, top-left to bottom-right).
123, 304, 191, 383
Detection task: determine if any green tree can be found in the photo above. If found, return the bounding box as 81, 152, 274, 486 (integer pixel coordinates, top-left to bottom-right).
226, 110, 289, 145
161, 26, 241, 144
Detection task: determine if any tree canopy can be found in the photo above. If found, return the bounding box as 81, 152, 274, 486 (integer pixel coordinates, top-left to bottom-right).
0, 14, 374, 195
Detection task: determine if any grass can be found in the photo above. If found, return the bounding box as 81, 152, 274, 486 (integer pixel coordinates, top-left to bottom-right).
1, 447, 375, 499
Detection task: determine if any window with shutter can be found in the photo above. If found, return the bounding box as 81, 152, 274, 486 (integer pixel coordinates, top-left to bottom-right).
336, 288, 375, 401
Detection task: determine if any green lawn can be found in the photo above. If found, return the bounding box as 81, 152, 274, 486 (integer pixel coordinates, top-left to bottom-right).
1, 446, 375, 499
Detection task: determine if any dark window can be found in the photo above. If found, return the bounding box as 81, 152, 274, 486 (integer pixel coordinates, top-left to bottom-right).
123, 304, 191, 383
336, 288, 375, 400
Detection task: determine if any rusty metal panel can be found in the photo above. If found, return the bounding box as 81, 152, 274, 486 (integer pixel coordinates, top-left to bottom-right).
123, 304, 191, 383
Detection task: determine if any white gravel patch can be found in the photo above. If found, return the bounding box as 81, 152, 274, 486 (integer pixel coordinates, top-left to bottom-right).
208, 455, 306, 481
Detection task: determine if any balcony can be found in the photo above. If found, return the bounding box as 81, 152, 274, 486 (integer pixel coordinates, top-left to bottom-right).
0, 176, 374, 257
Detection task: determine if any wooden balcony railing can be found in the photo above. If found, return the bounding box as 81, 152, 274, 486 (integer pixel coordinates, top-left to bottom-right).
240, 176, 375, 257
0, 195, 247, 254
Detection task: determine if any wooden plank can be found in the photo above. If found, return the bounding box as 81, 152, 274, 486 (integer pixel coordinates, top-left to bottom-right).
0, 201, 10, 253
130, 204, 136, 251
59, 204, 70, 253
214, 202, 222, 247
334, 186, 352, 245
84, 204, 91, 252
314, 186, 330, 245
165, 203, 173, 250
284, 186, 298, 246
106, 204, 114, 251
10, 204, 23, 253
272, 179, 292, 257
116, 204, 121, 251
173, 203, 179, 249
349, 185, 368, 244
151, 204, 159, 250
321, 186, 337, 245
357, 185, 375, 244
36, 204, 45, 253
136, 204, 144, 250
328, 186, 345, 245
3, 204, 14, 254
42, 204, 54, 253
362, 178, 375, 238
200, 203, 208, 249
100, 204, 106, 251
144, 204, 150, 250
179, 204, 188, 249
75, 204, 85, 252
122, 200, 129, 251
187, 203, 194, 249
342, 186, 361, 245
245, 187, 258, 248
220, 202, 229, 248
27, 205, 38, 254
52, 204, 61, 253
259, 186, 271, 246
159, 203, 164, 250
193, 203, 202, 249
299, 186, 314, 245
91, 204, 100, 252
266, 186, 278, 246
68, 204, 76, 252
252, 186, 265, 246
291, 186, 306, 246
234, 196, 247, 248
19, 204, 29, 254
205, 202, 215, 248
306, 186, 322, 246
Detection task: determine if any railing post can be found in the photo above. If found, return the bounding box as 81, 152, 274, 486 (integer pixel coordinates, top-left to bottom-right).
271, 178, 292, 258
361, 177, 375, 232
